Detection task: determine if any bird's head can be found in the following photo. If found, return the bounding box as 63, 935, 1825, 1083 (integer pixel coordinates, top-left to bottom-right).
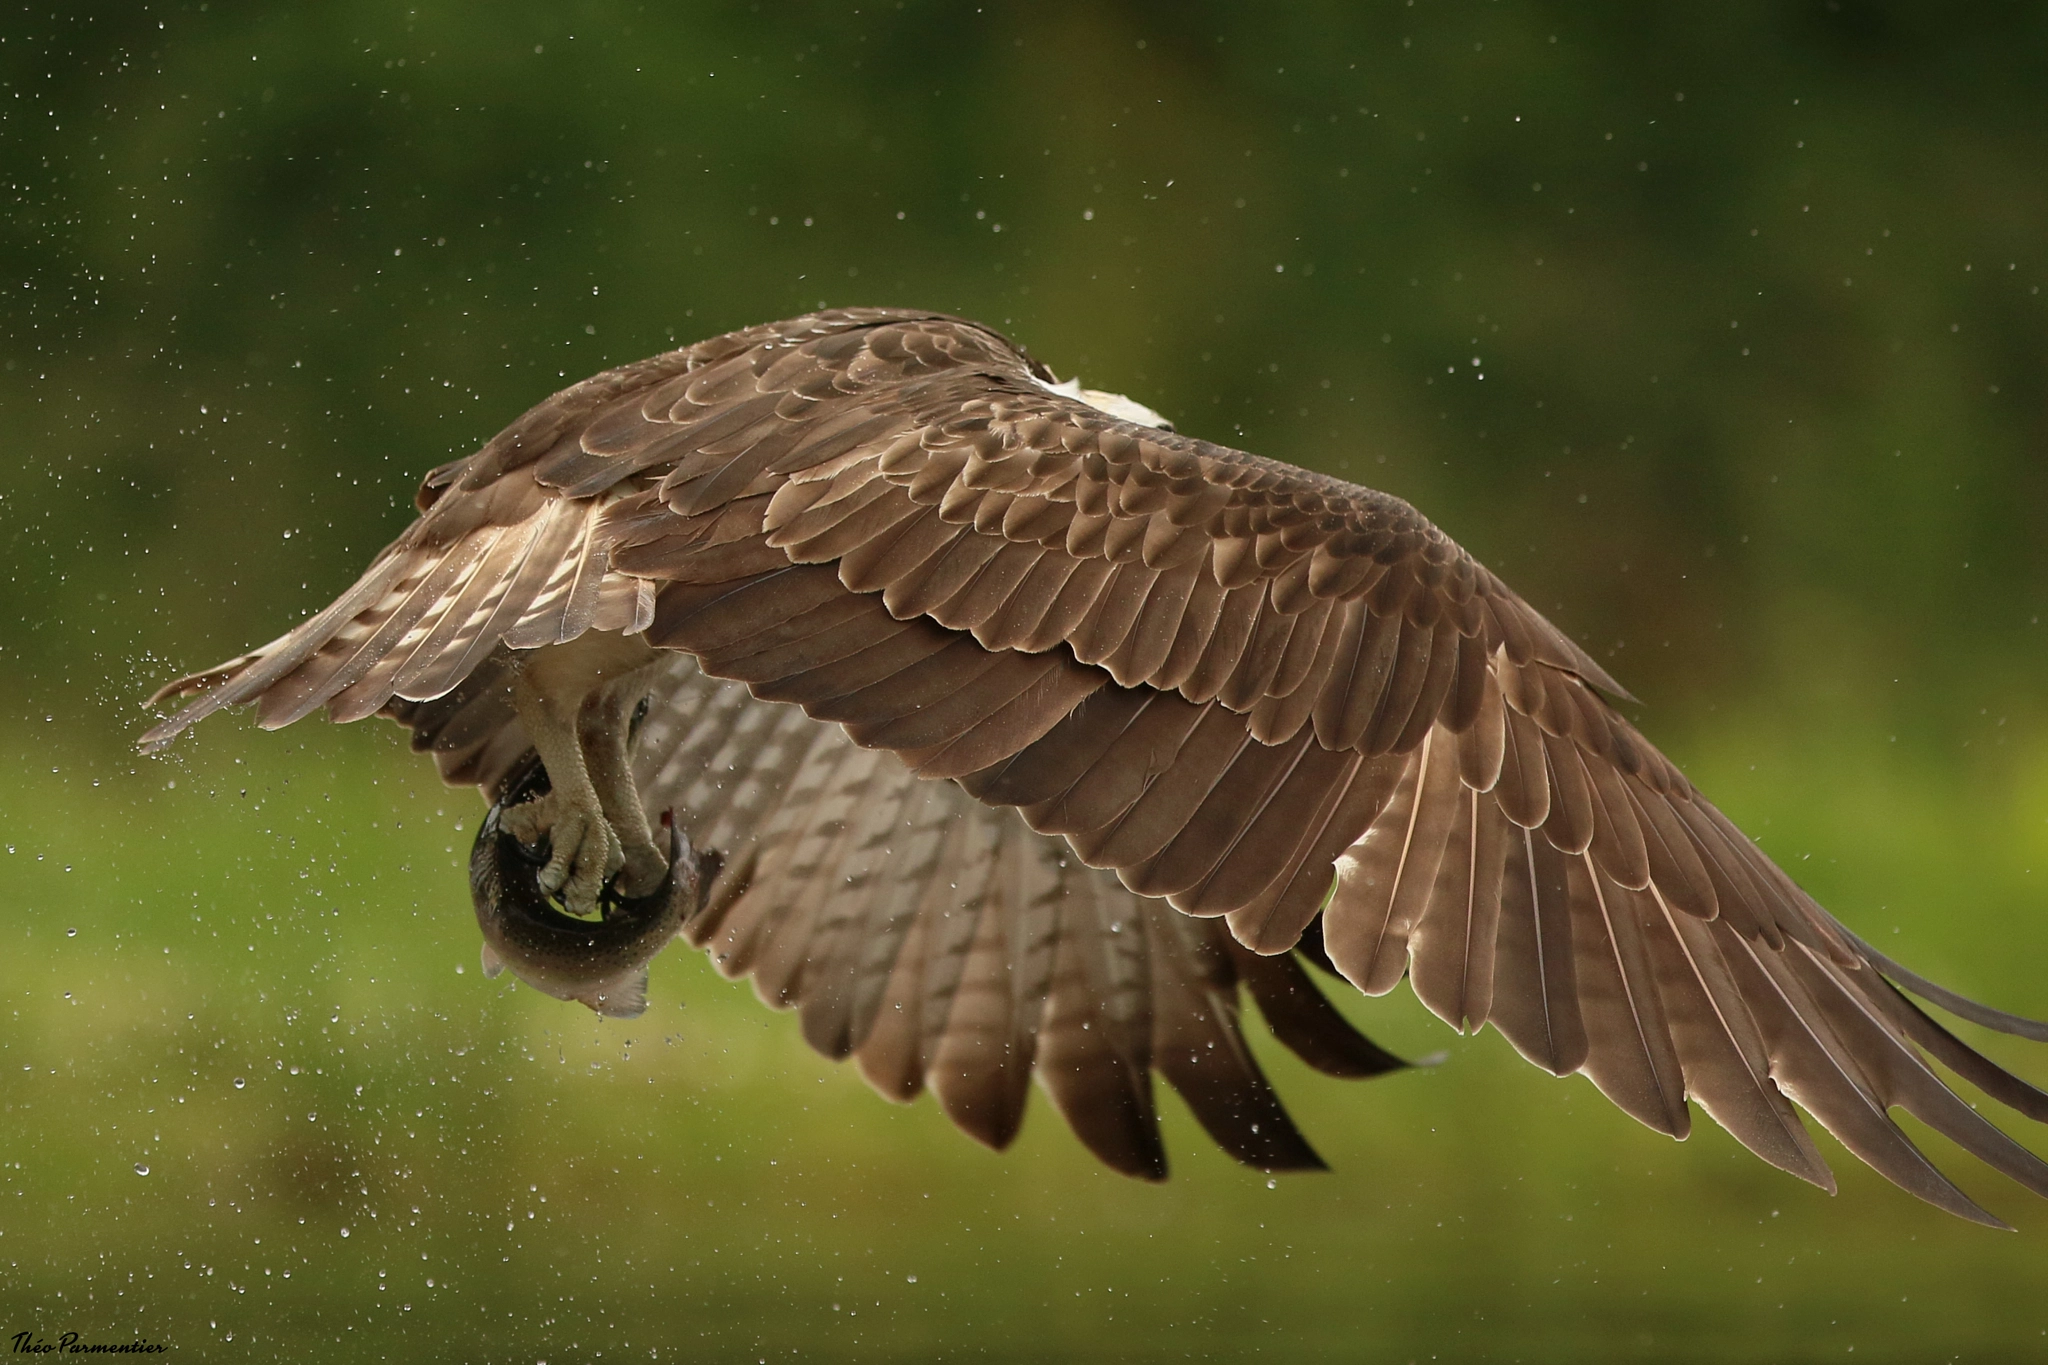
1038, 374, 1176, 432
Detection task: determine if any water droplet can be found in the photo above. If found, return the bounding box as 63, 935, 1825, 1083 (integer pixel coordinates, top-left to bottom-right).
134, 1163, 150, 1176
233, 1077, 246, 1090
1266, 1178, 1277, 1190
66, 927, 77, 937
340, 1227, 350, 1238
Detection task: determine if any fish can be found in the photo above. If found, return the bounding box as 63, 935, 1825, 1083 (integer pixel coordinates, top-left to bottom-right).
469, 758, 719, 1019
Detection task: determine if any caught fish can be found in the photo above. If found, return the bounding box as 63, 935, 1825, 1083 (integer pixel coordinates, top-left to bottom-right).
470, 760, 718, 1019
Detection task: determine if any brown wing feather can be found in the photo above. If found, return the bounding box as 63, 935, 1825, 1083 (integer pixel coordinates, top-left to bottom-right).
146, 307, 2048, 1221
627, 655, 1399, 1173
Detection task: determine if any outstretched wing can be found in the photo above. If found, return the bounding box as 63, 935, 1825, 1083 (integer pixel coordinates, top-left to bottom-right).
145, 308, 2048, 1221
385, 647, 1404, 1177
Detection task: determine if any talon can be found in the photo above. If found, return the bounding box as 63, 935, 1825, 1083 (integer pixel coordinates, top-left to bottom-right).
551, 807, 624, 916
470, 799, 712, 1021
498, 791, 554, 855
613, 836, 669, 901
490, 763, 627, 918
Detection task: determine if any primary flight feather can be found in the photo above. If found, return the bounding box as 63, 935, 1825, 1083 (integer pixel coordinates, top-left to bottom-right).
142, 308, 2048, 1223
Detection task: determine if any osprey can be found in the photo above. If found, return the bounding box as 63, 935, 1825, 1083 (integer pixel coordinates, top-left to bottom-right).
142, 308, 2048, 1223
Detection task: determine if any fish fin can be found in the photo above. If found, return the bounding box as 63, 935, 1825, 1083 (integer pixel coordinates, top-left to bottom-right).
589, 967, 651, 1019
480, 941, 506, 981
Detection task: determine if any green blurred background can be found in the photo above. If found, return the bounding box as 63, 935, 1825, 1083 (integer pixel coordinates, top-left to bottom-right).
5, 1, 2048, 1359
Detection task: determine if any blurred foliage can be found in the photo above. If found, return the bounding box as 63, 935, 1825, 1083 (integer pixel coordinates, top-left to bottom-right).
3, 0, 2048, 1359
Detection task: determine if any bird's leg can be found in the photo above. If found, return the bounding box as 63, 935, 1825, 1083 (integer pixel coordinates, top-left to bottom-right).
578, 667, 667, 899
498, 634, 663, 916
502, 671, 620, 916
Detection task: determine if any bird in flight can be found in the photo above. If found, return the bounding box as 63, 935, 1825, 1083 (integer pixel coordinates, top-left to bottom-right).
141, 308, 2048, 1224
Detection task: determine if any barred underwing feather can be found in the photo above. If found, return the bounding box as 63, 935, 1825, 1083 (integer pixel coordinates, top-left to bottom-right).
620, 653, 1382, 1170
852, 924, 937, 1100
1226, 941, 1408, 1078
925, 874, 1039, 1151
1148, 914, 1329, 1172
789, 751, 930, 1056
